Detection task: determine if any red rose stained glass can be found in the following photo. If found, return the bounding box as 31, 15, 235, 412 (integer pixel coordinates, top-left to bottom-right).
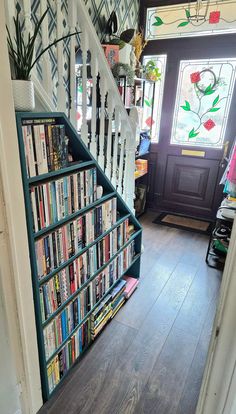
204, 119, 216, 131
145, 117, 155, 127
209, 11, 221, 24
190, 72, 201, 84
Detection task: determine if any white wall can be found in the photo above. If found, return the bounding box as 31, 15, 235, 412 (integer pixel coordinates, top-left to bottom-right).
197, 220, 236, 414
0, 276, 20, 414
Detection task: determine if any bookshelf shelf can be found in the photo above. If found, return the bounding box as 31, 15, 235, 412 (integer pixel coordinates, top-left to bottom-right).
16, 112, 142, 401
28, 160, 95, 184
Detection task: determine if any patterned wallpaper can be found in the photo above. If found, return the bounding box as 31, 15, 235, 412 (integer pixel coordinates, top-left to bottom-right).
83, 0, 139, 39
14, 0, 139, 109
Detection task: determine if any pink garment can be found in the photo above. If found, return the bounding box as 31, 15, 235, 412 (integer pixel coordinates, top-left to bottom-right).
227, 145, 236, 183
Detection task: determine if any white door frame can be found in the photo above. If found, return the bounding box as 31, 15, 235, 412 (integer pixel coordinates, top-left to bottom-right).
0, 2, 42, 413
197, 218, 236, 414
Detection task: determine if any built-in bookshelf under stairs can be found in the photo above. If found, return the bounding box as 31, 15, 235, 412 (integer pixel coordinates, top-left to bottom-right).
16, 112, 142, 401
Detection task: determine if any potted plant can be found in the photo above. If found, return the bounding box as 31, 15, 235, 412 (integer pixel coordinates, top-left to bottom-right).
144, 60, 161, 82
6, 9, 80, 111
112, 63, 135, 86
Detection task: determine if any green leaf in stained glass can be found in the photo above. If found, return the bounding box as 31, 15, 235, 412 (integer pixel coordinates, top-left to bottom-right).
152, 16, 164, 26
178, 21, 189, 27
209, 107, 220, 112
181, 100, 191, 111
204, 84, 215, 95
189, 128, 199, 138
213, 95, 220, 106
185, 9, 190, 19
144, 99, 151, 107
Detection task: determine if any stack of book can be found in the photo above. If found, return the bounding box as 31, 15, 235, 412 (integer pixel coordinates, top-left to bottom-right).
90, 279, 127, 340
22, 119, 70, 177
90, 295, 113, 340
111, 279, 127, 318
30, 167, 97, 230
123, 275, 139, 299
35, 197, 117, 278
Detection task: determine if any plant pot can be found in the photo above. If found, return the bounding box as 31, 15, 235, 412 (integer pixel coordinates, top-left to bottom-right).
12, 80, 35, 111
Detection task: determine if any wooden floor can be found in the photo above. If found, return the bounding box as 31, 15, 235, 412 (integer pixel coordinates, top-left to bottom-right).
39, 211, 221, 414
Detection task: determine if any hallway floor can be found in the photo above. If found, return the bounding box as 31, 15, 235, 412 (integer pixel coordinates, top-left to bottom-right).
39, 211, 221, 414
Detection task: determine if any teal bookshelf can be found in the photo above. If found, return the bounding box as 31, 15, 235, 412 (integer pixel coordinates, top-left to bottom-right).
15, 112, 142, 401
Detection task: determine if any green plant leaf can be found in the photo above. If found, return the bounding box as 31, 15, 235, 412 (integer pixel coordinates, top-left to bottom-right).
181, 100, 191, 111
144, 99, 151, 107
209, 107, 220, 112
204, 84, 215, 95
213, 95, 219, 106
189, 128, 200, 138
120, 29, 135, 43
152, 16, 164, 26
185, 9, 190, 19
178, 21, 189, 27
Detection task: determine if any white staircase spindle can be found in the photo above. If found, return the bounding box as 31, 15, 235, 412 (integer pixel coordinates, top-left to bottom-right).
118, 121, 126, 195
90, 53, 98, 158
98, 72, 106, 169
40, 0, 52, 96
111, 106, 120, 188
80, 21, 89, 145
68, 0, 77, 127
22, 0, 32, 36
56, 0, 66, 112
105, 90, 114, 180
124, 130, 136, 212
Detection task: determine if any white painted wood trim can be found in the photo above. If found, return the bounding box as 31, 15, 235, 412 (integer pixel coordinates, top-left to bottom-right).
0, 4, 42, 413
196, 218, 236, 414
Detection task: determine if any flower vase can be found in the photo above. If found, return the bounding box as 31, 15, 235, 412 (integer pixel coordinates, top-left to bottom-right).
12, 80, 35, 111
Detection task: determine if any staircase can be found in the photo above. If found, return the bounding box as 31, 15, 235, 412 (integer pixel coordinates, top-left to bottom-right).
4, 0, 137, 211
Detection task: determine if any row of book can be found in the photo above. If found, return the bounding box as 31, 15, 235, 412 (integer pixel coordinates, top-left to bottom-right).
30, 167, 97, 231
22, 119, 70, 177
35, 197, 117, 279
43, 241, 135, 360
46, 274, 139, 393
40, 219, 130, 321
91, 279, 127, 340
47, 318, 91, 393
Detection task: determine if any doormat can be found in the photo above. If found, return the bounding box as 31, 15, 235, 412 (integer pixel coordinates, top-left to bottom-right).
153, 213, 212, 234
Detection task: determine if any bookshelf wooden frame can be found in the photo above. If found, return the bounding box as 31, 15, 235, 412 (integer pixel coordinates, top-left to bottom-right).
15, 112, 142, 402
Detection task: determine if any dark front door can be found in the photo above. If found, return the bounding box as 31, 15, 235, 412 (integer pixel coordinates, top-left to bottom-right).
145, 35, 236, 220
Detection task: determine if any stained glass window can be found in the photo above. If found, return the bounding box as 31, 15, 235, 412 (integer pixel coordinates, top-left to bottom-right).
171, 59, 236, 148
142, 55, 167, 142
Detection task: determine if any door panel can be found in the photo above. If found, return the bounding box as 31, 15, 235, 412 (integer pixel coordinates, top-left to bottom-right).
163, 156, 219, 215
143, 34, 236, 220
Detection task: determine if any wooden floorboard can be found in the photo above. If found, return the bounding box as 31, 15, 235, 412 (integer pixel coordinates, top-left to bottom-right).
38, 212, 221, 414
